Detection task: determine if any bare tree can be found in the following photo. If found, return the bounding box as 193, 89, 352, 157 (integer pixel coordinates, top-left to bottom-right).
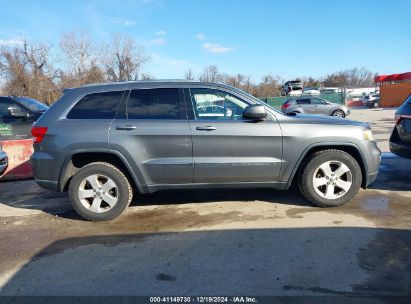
104, 34, 150, 81
0, 39, 59, 105
223, 73, 246, 88
184, 68, 194, 80
254, 74, 282, 98
199, 65, 223, 83
140, 73, 154, 80
59, 29, 105, 87
302, 76, 321, 88
322, 67, 376, 87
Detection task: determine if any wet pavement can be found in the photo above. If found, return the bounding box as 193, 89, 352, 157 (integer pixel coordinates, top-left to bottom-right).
0, 108, 410, 298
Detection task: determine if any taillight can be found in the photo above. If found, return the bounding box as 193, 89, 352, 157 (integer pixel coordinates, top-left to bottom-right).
31, 126, 48, 143
282, 103, 290, 109
395, 114, 401, 124
395, 114, 411, 125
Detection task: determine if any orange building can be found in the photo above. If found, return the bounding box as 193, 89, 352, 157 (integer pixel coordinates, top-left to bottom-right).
375, 72, 411, 107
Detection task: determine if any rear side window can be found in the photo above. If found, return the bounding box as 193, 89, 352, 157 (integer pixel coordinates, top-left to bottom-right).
67, 91, 124, 119
126, 88, 179, 119
297, 98, 311, 105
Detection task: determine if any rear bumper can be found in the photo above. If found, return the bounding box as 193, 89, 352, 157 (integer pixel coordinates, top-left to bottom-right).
390, 141, 411, 159
389, 128, 411, 159
31, 151, 60, 190
35, 178, 58, 191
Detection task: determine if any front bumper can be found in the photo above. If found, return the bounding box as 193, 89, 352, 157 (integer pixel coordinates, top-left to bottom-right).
363, 141, 381, 187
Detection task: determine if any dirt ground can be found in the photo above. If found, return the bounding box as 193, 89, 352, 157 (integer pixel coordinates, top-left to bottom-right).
0, 107, 410, 299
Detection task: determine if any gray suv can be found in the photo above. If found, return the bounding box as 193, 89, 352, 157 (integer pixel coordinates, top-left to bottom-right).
31, 81, 381, 221
281, 97, 350, 118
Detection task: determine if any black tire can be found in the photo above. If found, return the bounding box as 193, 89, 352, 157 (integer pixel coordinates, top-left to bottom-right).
332, 110, 345, 118
68, 162, 133, 221
373, 101, 379, 108
298, 149, 362, 207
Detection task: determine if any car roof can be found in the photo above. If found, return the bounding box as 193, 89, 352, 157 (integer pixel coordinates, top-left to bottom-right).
63, 80, 236, 93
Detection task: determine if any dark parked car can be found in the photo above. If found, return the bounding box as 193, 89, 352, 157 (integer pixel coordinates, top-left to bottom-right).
0, 143, 8, 176
31, 81, 380, 221
364, 94, 380, 108
390, 94, 411, 159
281, 97, 350, 118
0, 96, 49, 140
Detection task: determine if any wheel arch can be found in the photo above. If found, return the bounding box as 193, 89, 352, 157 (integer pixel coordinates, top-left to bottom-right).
58, 149, 144, 194
288, 143, 368, 189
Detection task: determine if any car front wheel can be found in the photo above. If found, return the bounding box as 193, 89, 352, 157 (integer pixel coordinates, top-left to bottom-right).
298, 150, 362, 207
69, 162, 133, 221
332, 110, 345, 118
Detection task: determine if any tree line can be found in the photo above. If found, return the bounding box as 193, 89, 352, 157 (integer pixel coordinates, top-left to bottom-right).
0, 29, 377, 104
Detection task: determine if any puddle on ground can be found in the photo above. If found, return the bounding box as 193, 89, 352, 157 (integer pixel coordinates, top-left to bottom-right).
360, 196, 389, 213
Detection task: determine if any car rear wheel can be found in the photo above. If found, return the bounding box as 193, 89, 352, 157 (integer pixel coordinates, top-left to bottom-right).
332, 110, 345, 118
69, 162, 133, 221
298, 150, 362, 207
373, 101, 379, 108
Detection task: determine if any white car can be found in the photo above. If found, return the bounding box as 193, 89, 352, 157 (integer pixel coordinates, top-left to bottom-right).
303, 88, 321, 95
288, 90, 303, 96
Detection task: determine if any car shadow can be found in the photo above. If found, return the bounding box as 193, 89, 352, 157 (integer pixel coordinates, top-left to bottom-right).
0, 178, 311, 221
0, 227, 409, 299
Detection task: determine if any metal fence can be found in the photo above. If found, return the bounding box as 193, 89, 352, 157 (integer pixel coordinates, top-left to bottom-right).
260, 92, 345, 109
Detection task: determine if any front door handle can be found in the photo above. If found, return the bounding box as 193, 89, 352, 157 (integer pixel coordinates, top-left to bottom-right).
196, 126, 216, 131
116, 125, 136, 130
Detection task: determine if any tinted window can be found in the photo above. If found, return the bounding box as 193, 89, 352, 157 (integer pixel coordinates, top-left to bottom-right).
312, 98, 325, 105
126, 88, 179, 119
0, 98, 26, 117
67, 91, 124, 119
297, 99, 311, 105
190, 88, 249, 120
14, 97, 49, 112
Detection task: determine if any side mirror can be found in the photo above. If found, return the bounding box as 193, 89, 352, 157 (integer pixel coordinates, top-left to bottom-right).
8, 107, 28, 118
243, 104, 267, 120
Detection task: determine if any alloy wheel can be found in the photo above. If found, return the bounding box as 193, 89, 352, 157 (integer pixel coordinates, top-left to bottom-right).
78, 174, 119, 213
312, 161, 353, 200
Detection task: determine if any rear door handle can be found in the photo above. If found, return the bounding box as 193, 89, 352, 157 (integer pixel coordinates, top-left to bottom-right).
116, 125, 136, 130
196, 126, 216, 131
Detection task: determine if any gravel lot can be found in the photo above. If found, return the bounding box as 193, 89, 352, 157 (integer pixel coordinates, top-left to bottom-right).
0, 107, 410, 299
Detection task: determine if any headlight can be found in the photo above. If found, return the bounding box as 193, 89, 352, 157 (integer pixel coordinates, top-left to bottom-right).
363, 129, 374, 141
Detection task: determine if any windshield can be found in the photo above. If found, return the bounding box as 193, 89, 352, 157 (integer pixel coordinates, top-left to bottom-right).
14, 97, 49, 112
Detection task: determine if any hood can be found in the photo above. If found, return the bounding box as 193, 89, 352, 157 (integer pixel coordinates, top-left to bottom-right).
285, 113, 369, 128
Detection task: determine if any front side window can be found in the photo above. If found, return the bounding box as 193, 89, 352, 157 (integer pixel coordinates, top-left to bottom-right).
312, 98, 325, 105
67, 91, 124, 119
297, 98, 311, 105
0, 98, 26, 117
126, 88, 179, 119
190, 88, 249, 120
